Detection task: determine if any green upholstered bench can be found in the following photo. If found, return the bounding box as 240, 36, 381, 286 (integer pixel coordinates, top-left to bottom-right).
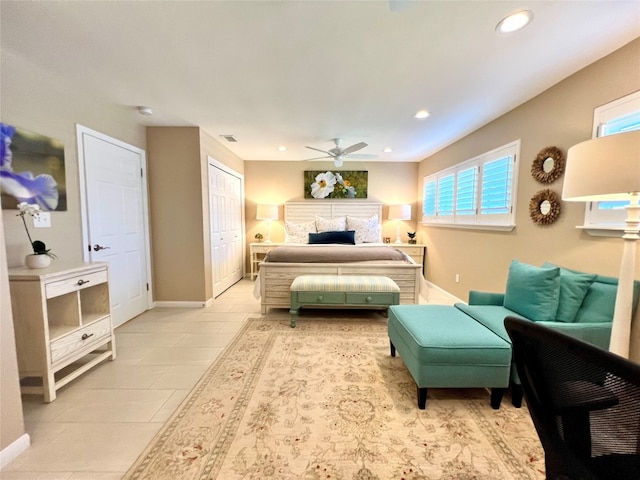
388, 304, 512, 409
289, 275, 400, 328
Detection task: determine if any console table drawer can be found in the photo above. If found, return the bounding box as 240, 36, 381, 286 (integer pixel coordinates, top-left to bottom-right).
296, 291, 346, 304
346, 292, 398, 305
46, 270, 108, 299
50, 317, 112, 364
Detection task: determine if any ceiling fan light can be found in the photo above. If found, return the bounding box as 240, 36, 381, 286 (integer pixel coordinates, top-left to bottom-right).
334, 157, 344, 168
496, 10, 533, 34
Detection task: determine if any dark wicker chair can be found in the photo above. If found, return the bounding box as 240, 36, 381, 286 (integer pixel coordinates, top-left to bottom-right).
504, 316, 640, 480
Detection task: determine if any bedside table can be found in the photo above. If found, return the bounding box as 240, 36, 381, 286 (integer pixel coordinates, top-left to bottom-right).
392, 243, 426, 272
250, 242, 283, 279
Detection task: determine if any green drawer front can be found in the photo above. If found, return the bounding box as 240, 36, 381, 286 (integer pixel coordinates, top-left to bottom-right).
296, 291, 346, 304
346, 292, 397, 305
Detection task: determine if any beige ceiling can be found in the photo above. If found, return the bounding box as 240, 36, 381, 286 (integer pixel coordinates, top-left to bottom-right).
2, 1, 639, 163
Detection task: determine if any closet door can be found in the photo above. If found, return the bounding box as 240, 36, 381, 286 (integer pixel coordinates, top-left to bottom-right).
209, 161, 243, 297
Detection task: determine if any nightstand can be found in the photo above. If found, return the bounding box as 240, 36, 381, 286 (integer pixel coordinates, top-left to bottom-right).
8, 262, 115, 402
250, 242, 283, 279
393, 243, 426, 271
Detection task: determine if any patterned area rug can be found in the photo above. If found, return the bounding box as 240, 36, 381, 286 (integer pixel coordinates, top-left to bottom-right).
124, 312, 545, 479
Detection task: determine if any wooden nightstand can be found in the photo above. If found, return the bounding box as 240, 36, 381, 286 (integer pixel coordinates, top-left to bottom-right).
392, 243, 426, 272
8, 262, 115, 402
250, 242, 283, 279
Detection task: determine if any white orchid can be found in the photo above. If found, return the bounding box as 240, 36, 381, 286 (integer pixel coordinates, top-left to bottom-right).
310, 171, 337, 199
16, 202, 56, 258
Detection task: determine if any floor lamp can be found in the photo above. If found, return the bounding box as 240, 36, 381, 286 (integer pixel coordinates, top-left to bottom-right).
388, 204, 411, 244
256, 204, 278, 244
562, 130, 640, 361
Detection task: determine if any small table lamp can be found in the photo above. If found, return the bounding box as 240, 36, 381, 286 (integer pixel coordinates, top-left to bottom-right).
388, 204, 411, 244
563, 130, 640, 361
256, 204, 279, 244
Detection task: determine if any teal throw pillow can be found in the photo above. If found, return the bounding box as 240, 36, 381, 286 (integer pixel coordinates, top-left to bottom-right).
555, 272, 597, 322
504, 260, 560, 322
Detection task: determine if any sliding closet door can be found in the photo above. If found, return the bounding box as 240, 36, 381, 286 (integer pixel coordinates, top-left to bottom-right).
209, 161, 244, 297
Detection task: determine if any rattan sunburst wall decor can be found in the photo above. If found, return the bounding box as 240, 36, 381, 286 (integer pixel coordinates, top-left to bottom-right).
529, 189, 561, 225
531, 146, 565, 184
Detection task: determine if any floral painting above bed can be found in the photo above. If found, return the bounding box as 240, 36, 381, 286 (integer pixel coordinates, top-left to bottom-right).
304, 170, 368, 199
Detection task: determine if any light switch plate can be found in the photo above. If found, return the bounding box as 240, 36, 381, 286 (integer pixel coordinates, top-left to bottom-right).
33, 212, 51, 228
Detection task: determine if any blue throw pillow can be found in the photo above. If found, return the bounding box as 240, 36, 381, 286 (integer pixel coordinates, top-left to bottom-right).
504, 260, 560, 322
308, 230, 356, 245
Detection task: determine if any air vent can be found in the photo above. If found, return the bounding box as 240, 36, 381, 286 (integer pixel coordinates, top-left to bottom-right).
221, 134, 238, 143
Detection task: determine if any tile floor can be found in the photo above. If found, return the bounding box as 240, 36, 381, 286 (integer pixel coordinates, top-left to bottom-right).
1, 279, 455, 479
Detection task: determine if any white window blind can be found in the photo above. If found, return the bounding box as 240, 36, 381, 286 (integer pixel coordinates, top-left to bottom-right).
422, 140, 520, 229
585, 91, 640, 230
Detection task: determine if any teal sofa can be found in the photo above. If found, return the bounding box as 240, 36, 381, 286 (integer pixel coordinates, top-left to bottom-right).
454, 260, 640, 406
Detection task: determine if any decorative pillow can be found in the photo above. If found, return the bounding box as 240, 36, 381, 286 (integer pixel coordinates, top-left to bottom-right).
315, 215, 346, 233
504, 260, 560, 322
284, 220, 316, 243
346, 215, 381, 243
308, 230, 356, 245
542, 263, 596, 323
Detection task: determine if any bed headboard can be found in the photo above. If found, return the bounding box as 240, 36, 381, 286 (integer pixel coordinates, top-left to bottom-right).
284, 201, 382, 224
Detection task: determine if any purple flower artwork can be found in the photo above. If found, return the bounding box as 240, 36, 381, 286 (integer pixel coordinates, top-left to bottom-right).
1, 123, 66, 211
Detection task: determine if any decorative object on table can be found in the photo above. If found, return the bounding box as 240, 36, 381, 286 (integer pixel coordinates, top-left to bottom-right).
388, 204, 411, 243
383, 237, 391, 244
256, 204, 278, 244
17, 202, 56, 268
254, 232, 263, 242
529, 189, 561, 225
0, 122, 66, 211
562, 130, 640, 361
407, 231, 417, 244
531, 146, 565, 184
304, 170, 368, 199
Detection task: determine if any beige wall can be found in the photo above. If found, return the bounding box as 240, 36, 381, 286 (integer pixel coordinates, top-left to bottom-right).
243, 161, 420, 261
146, 127, 244, 302
0, 209, 26, 454
417, 38, 640, 300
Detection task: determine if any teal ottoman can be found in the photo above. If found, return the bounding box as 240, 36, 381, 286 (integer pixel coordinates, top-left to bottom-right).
388, 304, 512, 409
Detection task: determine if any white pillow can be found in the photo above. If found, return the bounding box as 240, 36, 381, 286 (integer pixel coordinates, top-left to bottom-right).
285, 220, 316, 243
315, 215, 346, 233
346, 215, 381, 243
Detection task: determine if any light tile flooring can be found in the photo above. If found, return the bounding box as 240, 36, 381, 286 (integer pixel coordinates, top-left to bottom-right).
1, 279, 454, 479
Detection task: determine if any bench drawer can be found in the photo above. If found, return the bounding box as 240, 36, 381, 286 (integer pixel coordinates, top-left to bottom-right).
296, 291, 346, 304
346, 292, 398, 305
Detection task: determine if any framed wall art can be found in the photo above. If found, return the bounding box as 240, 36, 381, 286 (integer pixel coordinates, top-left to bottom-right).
1, 122, 67, 211
304, 170, 368, 199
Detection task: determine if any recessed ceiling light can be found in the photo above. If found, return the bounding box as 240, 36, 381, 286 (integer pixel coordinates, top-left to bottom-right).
383, 147, 393, 153
496, 10, 533, 34
278, 146, 287, 152
136, 106, 153, 116
414, 110, 430, 119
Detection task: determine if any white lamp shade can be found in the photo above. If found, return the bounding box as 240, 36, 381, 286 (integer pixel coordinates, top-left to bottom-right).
388, 204, 411, 220
256, 204, 279, 220
563, 130, 640, 202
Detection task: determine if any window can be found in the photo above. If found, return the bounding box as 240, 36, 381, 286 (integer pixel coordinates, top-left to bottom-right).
584, 91, 640, 230
422, 140, 520, 230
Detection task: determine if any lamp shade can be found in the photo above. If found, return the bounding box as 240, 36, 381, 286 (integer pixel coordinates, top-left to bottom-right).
256, 204, 278, 220
388, 204, 411, 220
563, 130, 640, 202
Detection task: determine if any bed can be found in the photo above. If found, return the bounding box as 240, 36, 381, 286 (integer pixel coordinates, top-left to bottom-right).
254, 201, 423, 314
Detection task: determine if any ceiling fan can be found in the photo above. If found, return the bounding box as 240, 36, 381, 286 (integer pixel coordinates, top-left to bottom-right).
305, 138, 377, 167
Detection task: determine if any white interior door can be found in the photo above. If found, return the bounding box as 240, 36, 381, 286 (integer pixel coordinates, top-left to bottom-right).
209, 160, 243, 297
77, 125, 151, 327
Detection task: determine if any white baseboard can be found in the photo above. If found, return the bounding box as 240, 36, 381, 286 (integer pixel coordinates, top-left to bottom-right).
0, 433, 30, 469
153, 301, 207, 308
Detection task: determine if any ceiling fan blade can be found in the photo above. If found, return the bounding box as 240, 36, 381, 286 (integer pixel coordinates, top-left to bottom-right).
341, 142, 368, 155
305, 146, 333, 155
305, 155, 332, 161
344, 153, 378, 159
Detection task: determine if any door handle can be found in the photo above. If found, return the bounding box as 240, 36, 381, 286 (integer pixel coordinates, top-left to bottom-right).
93, 244, 111, 252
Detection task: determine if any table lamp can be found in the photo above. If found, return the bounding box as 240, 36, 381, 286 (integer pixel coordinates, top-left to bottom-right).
256, 204, 279, 244
388, 204, 411, 244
